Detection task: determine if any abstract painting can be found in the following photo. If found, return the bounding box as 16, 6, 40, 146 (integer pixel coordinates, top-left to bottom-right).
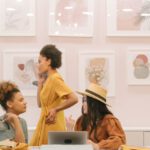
2, 50, 38, 96
107, 0, 150, 36
49, 0, 94, 37
0, 0, 35, 36
78, 51, 115, 97
13, 57, 38, 88
127, 49, 150, 85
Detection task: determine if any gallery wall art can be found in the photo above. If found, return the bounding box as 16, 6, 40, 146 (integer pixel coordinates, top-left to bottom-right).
0, 0, 35, 36
107, 0, 150, 36
78, 51, 115, 97
127, 49, 150, 85
2, 50, 39, 96
48, 0, 94, 37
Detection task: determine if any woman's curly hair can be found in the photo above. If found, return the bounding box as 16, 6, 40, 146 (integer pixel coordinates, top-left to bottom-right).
0, 81, 20, 110
40, 44, 62, 69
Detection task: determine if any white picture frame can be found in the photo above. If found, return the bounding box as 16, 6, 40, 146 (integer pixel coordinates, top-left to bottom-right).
2, 49, 66, 96
127, 49, 150, 85
2, 50, 39, 96
78, 51, 115, 97
107, 0, 150, 36
48, 0, 94, 37
0, 0, 35, 36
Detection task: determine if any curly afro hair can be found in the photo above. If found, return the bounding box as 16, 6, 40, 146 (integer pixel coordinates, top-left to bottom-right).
40, 44, 62, 69
0, 81, 20, 110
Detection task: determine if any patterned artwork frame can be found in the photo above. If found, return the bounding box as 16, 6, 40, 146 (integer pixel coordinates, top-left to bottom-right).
0, 0, 35, 36
48, 0, 94, 37
2, 50, 39, 96
107, 0, 150, 36
78, 51, 115, 97
127, 49, 150, 85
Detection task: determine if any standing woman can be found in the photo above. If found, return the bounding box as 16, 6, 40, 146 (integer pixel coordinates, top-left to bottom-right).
0, 81, 28, 143
30, 44, 78, 146
75, 83, 126, 150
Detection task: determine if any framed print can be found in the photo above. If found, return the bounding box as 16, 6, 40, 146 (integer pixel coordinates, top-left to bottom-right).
127, 49, 150, 85
78, 51, 115, 97
2, 50, 39, 96
2, 49, 66, 96
0, 0, 35, 36
48, 0, 94, 37
107, 0, 150, 36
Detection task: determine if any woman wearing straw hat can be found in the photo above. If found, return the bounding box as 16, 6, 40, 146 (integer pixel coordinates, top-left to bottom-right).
75, 83, 126, 150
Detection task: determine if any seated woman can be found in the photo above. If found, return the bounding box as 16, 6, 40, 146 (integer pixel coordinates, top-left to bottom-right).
75, 83, 126, 150
0, 81, 28, 143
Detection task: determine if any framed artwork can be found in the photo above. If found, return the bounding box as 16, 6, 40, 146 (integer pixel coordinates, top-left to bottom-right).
2, 49, 66, 96
78, 51, 115, 97
107, 0, 150, 36
2, 50, 39, 96
127, 49, 150, 85
0, 0, 35, 36
48, 0, 94, 37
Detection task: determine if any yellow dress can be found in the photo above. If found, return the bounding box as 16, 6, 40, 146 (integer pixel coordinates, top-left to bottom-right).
29, 73, 72, 146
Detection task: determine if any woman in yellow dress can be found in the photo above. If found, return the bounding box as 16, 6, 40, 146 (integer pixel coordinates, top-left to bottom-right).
30, 44, 78, 146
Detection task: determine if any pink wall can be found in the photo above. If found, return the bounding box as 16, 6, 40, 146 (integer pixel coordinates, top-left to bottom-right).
0, 0, 150, 128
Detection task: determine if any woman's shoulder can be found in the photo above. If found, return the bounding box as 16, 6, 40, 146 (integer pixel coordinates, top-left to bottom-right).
102, 114, 119, 122
101, 114, 122, 127
46, 73, 63, 86
49, 72, 63, 81
19, 117, 27, 126
104, 114, 116, 119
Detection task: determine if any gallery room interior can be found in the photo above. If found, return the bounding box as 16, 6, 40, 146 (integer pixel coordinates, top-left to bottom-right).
0, 0, 150, 148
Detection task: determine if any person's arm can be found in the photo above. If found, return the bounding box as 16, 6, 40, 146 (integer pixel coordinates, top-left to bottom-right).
37, 83, 42, 107
87, 140, 99, 150
4, 113, 25, 143
97, 117, 126, 150
55, 92, 78, 111
37, 73, 47, 107
46, 93, 78, 124
65, 115, 76, 131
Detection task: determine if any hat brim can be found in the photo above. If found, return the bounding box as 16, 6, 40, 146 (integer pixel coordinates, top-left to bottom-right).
77, 90, 111, 107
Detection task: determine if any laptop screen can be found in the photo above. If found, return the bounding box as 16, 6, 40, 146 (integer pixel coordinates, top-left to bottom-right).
48, 131, 88, 145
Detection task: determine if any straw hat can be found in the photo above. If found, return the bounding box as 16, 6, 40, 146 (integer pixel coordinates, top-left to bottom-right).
77, 83, 110, 106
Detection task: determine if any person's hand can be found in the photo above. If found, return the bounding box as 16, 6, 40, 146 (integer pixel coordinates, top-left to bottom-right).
38, 73, 47, 86
4, 113, 19, 128
87, 139, 99, 150
45, 108, 57, 124
65, 115, 75, 131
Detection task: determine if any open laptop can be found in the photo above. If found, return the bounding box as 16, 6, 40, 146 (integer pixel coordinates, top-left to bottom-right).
48, 131, 88, 145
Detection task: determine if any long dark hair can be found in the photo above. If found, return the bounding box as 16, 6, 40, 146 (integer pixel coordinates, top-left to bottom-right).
81, 96, 112, 142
